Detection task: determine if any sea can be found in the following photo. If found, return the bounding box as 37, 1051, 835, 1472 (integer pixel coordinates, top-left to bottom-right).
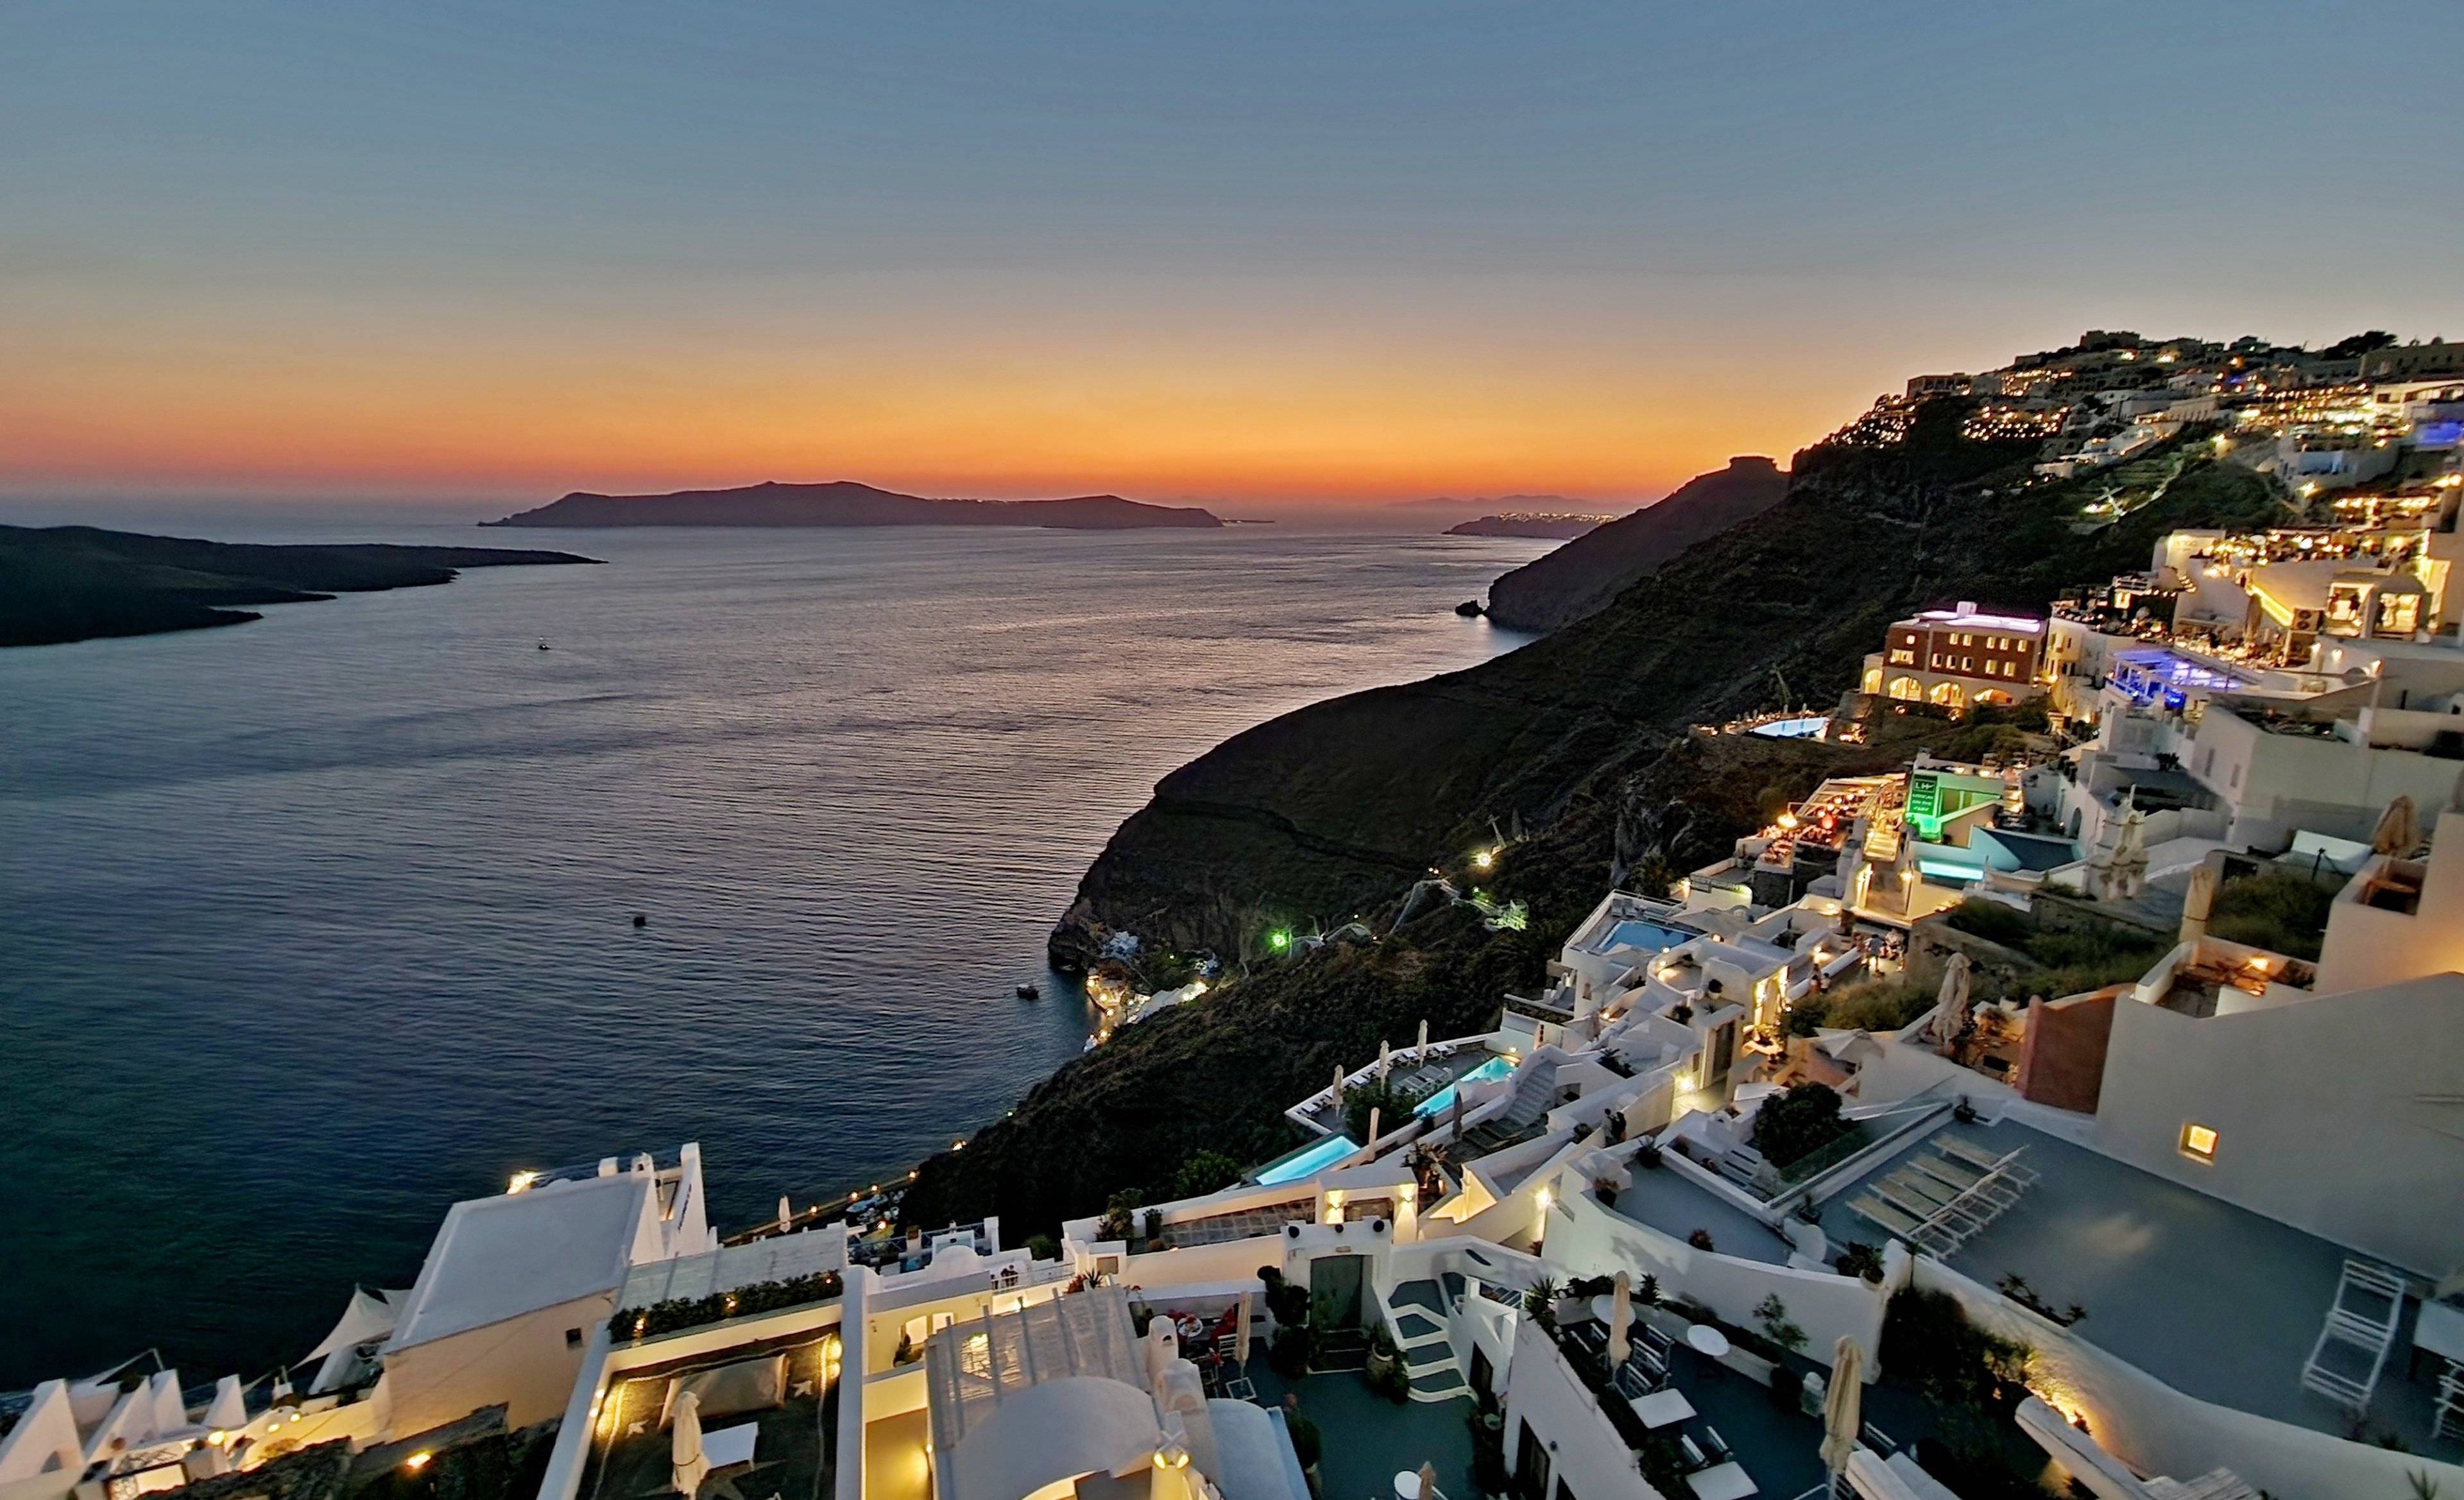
0, 515, 1550, 1388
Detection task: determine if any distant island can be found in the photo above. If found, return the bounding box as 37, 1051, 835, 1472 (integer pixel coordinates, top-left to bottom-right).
485, 480, 1223, 530
1444, 511, 1623, 540
0, 525, 597, 648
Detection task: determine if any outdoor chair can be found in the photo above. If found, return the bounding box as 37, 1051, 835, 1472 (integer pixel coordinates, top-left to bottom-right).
1681, 1435, 1708, 1470
1643, 1325, 1675, 1356
1702, 1427, 1732, 1464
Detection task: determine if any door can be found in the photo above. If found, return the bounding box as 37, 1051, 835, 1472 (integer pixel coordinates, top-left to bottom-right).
1514, 1419, 1551, 1500
1469, 1345, 1495, 1398
1308, 1252, 1365, 1329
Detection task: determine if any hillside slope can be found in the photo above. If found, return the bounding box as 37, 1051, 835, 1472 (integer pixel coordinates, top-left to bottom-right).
902, 405, 2280, 1236
1482, 456, 1790, 631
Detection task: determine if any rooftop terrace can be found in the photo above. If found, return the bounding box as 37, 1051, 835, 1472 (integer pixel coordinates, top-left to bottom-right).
1815, 1119, 2456, 1456
579, 1330, 837, 1500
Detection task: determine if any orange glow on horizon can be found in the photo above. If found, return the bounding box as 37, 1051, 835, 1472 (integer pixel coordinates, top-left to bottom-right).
0, 325, 1853, 507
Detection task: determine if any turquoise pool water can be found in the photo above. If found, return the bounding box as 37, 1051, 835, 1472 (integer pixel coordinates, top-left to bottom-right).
1416, 1054, 1515, 1117
1602, 918, 1690, 953
1256, 1132, 1359, 1184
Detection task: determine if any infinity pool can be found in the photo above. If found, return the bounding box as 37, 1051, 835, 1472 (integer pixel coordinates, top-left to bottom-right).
1416, 1054, 1516, 1117
1256, 1132, 1360, 1184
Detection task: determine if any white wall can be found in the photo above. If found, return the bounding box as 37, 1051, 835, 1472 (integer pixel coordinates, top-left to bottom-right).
1544, 1184, 1885, 1376
1914, 1261, 2464, 1500
382, 1291, 611, 1438
2092, 972, 2464, 1274
1500, 1317, 1664, 1500
2189, 706, 2464, 848
2314, 812, 2464, 996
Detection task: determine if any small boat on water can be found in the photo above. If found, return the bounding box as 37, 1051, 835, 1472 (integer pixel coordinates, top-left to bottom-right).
537, 638, 551, 651
1016, 982, 1041, 999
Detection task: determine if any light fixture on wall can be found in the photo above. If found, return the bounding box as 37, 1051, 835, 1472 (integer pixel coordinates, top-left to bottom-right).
2179, 1123, 2218, 1162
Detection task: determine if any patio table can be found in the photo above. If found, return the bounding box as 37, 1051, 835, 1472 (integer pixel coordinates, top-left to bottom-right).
1686, 1461, 1756, 1500
1629, 1388, 1696, 1428
1685, 1324, 1731, 1359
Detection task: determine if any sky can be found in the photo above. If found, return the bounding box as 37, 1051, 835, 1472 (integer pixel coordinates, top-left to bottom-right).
4, 1, 2461, 512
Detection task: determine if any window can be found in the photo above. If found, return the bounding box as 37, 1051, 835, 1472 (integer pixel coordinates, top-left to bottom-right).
565, 1327, 584, 1349
2180, 1123, 2219, 1162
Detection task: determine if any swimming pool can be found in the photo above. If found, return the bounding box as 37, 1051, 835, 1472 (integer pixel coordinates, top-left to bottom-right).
1416, 1054, 1516, 1118
1255, 1132, 1360, 1184
1601, 918, 1691, 954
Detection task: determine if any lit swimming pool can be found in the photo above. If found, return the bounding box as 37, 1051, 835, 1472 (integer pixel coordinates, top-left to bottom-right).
1601, 918, 1690, 954
1416, 1054, 1516, 1117
1255, 1132, 1360, 1184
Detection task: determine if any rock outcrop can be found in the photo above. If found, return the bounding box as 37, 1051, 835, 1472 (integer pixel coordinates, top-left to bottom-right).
1482, 456, 1790, 633
486, 481, 1222, 530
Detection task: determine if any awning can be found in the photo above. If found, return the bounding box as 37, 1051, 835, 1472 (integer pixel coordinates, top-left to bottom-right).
304, 1288, 404, 1361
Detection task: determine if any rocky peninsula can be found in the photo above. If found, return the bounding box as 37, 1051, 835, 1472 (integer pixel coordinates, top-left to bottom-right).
485, 480, 1222, 530
0, 525, 598, 648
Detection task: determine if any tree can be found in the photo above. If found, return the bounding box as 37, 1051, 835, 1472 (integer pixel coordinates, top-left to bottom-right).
1344, 1075, 1428, 1143
1753, 1293, 1808, 1353
1749, 1083, 1851, 1168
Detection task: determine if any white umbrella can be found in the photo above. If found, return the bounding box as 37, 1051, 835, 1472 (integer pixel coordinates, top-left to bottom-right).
1934, 954, 1971, 1057
1607, 1272, 1633, 1368
1417, 1461, 1440, 1500
1417, 1018, 1430, 1053
1379, 1040, 1392, 1082
204, 1376, 248, 1434
2178, 863, 2216, 945
1821, 1336, 1863, 1478
2374, 795, 2418, 856
671, 1388, 709, 1497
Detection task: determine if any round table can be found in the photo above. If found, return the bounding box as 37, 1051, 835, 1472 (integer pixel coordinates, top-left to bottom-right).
1589, 1295, 1616, 1325
1394, 1471, 1425, 1499
1685, 1323, 1731, 1359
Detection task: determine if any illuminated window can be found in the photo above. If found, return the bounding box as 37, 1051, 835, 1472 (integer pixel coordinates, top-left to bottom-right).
2180, 1123, 2218, 1162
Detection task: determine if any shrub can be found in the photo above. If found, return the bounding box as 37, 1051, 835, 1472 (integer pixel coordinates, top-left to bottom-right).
1024, 1232, 1059, 1261
1687, 1229, 1716, 1252
1819, 980, 1937, 1032
1345, 1075, 1431, 1142
1879, 1288, 2032, 1413
1944, 898, 2032, 948
1268, 1323, 1312, 1377
1099, 1189, 1143, 1243
1835, 1241, 1886, 1283
1750, 1084, 1852, 1168
622, 1270, 844, 1340
1753, 1293, 1808, 1353
2209, 868, 2336, 961
1523, 1276, 1561, 1327
1170, 1149, 1244, 1200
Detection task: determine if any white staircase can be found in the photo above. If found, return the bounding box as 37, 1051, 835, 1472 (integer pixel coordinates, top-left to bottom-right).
1381, 1279, 1469, 1402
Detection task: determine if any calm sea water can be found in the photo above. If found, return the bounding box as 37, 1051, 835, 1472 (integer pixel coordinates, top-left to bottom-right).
0, 518, 1546, 1386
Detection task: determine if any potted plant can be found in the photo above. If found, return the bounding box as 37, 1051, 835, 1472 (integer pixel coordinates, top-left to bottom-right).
1522, 1275, 1561, 1329
1367, 1322, 1401, 1383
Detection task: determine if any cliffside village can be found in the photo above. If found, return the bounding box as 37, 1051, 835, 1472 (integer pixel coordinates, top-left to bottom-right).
8, 334, 2463, 1500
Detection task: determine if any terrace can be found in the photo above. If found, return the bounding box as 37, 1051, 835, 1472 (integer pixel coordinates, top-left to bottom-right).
577, 1330, 837, 1500
1288, 1041, 1517, 1139
1595, 1166, 1797, 1267
1815, 1118, 2458, 1455
1244, 1362, 1476, 1500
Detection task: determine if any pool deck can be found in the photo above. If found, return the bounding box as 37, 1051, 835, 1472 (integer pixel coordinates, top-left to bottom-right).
1815, 1118, 2458, 1456
1604, 1170, 1797, 1266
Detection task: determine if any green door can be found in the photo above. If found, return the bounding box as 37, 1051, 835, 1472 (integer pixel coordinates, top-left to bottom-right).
1308, 1252, 1365, 1328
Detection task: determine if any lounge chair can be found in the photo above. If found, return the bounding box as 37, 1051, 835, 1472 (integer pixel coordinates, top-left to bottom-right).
1702, 1427, 1732, 1463
1680, 1435, 1708, 1470
1849, 1193, 1926, 1240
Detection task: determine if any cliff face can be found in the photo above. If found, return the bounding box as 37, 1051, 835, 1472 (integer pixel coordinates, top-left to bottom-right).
486, 481, 1222, 529
916, 407, 2279, 1237
1482, 456, 1790, 632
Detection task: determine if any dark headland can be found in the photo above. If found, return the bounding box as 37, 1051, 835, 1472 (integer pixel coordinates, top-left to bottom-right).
484, 479, 1223, 530
0, 525, 597, 648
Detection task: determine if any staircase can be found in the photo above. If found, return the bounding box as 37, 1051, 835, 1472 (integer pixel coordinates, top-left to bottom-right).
1310, 1327, 1369, 1374
1385, 1279, 1470, 1402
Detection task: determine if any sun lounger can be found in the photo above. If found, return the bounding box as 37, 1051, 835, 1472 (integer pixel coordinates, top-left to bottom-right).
1882, 1168, 1960, 1210
1850, 1193, 1928, 1240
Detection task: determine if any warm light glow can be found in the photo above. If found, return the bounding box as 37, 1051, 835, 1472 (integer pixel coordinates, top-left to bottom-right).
404, 1452, 433, 1472
2180, 1123, 2218, 1161
1534, 1186, 1553, 1211
506, 1170, 539, 1194
1472, 848, 1495, 869
1776, 813, 1798, 828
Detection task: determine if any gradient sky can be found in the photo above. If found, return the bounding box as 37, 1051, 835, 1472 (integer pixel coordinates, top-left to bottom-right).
5, 1, 2461, 509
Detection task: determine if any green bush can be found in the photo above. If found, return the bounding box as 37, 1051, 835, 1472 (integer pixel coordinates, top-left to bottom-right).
1749, 1084, 1852, 1167
621, 1270, 845, 1340
2209, 868, 2336, 961
1943, 898, 2032, 948
1170, 1149, 1244, 1199
1810, 979, 1937, 1033
1344, 1075, 1430, 1142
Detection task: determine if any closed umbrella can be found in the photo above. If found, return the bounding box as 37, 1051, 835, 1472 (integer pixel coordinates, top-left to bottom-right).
2178, 864, 2216, 945
1418, 1462, 1441, 1500
671, 1388, 709, 1497
1607, 1272, 1633, 1368
2374, 795, 2418, 857
1820, 1336, 1863, 1478
1934, 954, 1971, 1057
